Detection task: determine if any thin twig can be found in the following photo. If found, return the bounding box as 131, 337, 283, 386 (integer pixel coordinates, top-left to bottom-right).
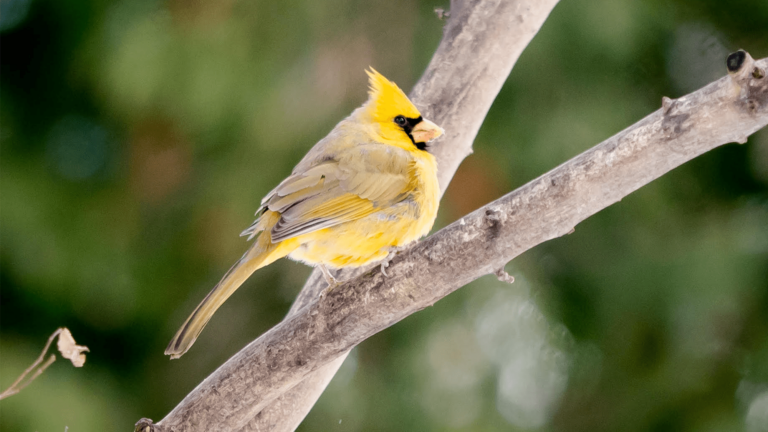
0, 328, 61, 400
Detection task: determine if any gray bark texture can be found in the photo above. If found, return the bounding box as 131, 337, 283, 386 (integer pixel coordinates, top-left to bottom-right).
240, 1, 563, 431
135, 1, 562, 431
134, 2, 768, 432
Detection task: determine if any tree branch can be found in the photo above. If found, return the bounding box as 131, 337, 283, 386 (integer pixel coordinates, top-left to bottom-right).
133, 0, 767, 429
134, 1, 562, 431
0, 329, 60, 401
146, 45, 768, 432
238, 1, 563, 431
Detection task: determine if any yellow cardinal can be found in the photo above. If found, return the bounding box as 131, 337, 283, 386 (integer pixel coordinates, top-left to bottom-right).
165, 69, 444, 358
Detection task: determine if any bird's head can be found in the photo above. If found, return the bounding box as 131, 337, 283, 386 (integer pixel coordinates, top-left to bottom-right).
362, 68, 443, 151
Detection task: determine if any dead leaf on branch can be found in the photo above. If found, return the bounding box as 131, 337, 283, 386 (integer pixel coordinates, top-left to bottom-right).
0, 327, 89, 400
57, 328, 89, 367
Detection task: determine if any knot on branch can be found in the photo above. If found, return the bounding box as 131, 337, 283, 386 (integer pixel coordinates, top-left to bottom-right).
727, 50, 748, 74
661, 96, 675, 115
135, 418, 159, 432
484, 207, 506, 227
484, 207, 507, 239
727, 50, 768, 117
495, 267, 515, 284
660, 96, 691, 139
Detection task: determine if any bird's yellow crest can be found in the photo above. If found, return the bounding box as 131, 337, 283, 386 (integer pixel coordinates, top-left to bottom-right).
364, 68, 421, 123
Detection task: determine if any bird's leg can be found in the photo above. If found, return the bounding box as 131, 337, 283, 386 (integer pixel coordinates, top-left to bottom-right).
380, 246, 407, 277
318, 264, 339, 296
318, 263, 337, 285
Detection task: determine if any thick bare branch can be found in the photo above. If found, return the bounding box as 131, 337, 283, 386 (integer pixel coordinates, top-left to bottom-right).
147, 42, 768, 432
240, 1, 562, 431
143, 0, 562, 430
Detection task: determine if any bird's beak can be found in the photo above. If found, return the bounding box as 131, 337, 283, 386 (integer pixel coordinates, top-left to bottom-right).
411, 118, 444, 143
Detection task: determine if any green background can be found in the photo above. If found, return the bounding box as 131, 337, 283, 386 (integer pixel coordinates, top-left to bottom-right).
1, 0, 767, 431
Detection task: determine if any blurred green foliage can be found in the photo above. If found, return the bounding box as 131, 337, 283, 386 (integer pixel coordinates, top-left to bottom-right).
1, 0, 767, 431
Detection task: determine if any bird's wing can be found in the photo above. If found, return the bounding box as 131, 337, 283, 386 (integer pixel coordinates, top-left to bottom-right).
242, 144, 413, 243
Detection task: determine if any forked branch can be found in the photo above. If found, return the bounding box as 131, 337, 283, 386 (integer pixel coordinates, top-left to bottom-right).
1, 328, 89, 400
144, 47, 768, 432
134, 0, 767, 429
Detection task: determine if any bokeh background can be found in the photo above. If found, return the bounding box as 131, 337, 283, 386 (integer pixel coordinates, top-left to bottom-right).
1, 0, 767, 430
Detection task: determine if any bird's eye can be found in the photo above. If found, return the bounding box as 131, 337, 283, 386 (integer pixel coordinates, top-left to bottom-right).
394, 115, 407, 127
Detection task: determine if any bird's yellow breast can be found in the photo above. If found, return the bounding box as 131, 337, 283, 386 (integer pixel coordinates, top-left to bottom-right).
287, 151, 438, 268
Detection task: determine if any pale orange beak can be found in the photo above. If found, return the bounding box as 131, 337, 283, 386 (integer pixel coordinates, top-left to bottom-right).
411, 118, 444, 143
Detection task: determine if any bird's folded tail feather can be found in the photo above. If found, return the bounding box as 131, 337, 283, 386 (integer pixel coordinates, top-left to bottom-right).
165, 211, 291, 359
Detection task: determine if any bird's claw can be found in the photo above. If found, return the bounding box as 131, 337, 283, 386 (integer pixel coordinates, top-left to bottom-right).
318, 264, 341, 297
380, 246, 405, 277
319, 280, 340, 299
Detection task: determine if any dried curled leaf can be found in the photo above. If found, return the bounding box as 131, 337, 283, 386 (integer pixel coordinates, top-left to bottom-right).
1, 327, 91, 400
57, 328, 89, 367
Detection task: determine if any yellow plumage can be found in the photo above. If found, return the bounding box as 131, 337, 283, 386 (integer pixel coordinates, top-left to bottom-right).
165, 69, 443, 358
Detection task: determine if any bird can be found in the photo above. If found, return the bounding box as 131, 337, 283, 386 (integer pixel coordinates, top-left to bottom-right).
165, 68, 444, 359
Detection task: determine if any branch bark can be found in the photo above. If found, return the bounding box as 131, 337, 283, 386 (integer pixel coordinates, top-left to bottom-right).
239, 1, 563, 431
135, 4, 768, 432
136, 1, 562, 431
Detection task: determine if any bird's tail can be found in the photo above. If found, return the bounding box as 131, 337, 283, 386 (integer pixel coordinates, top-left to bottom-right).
165, 211, 293, 359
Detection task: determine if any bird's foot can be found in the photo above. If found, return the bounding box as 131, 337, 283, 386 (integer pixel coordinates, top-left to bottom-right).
318, 264, 341, 298
380, 246, 407, 277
